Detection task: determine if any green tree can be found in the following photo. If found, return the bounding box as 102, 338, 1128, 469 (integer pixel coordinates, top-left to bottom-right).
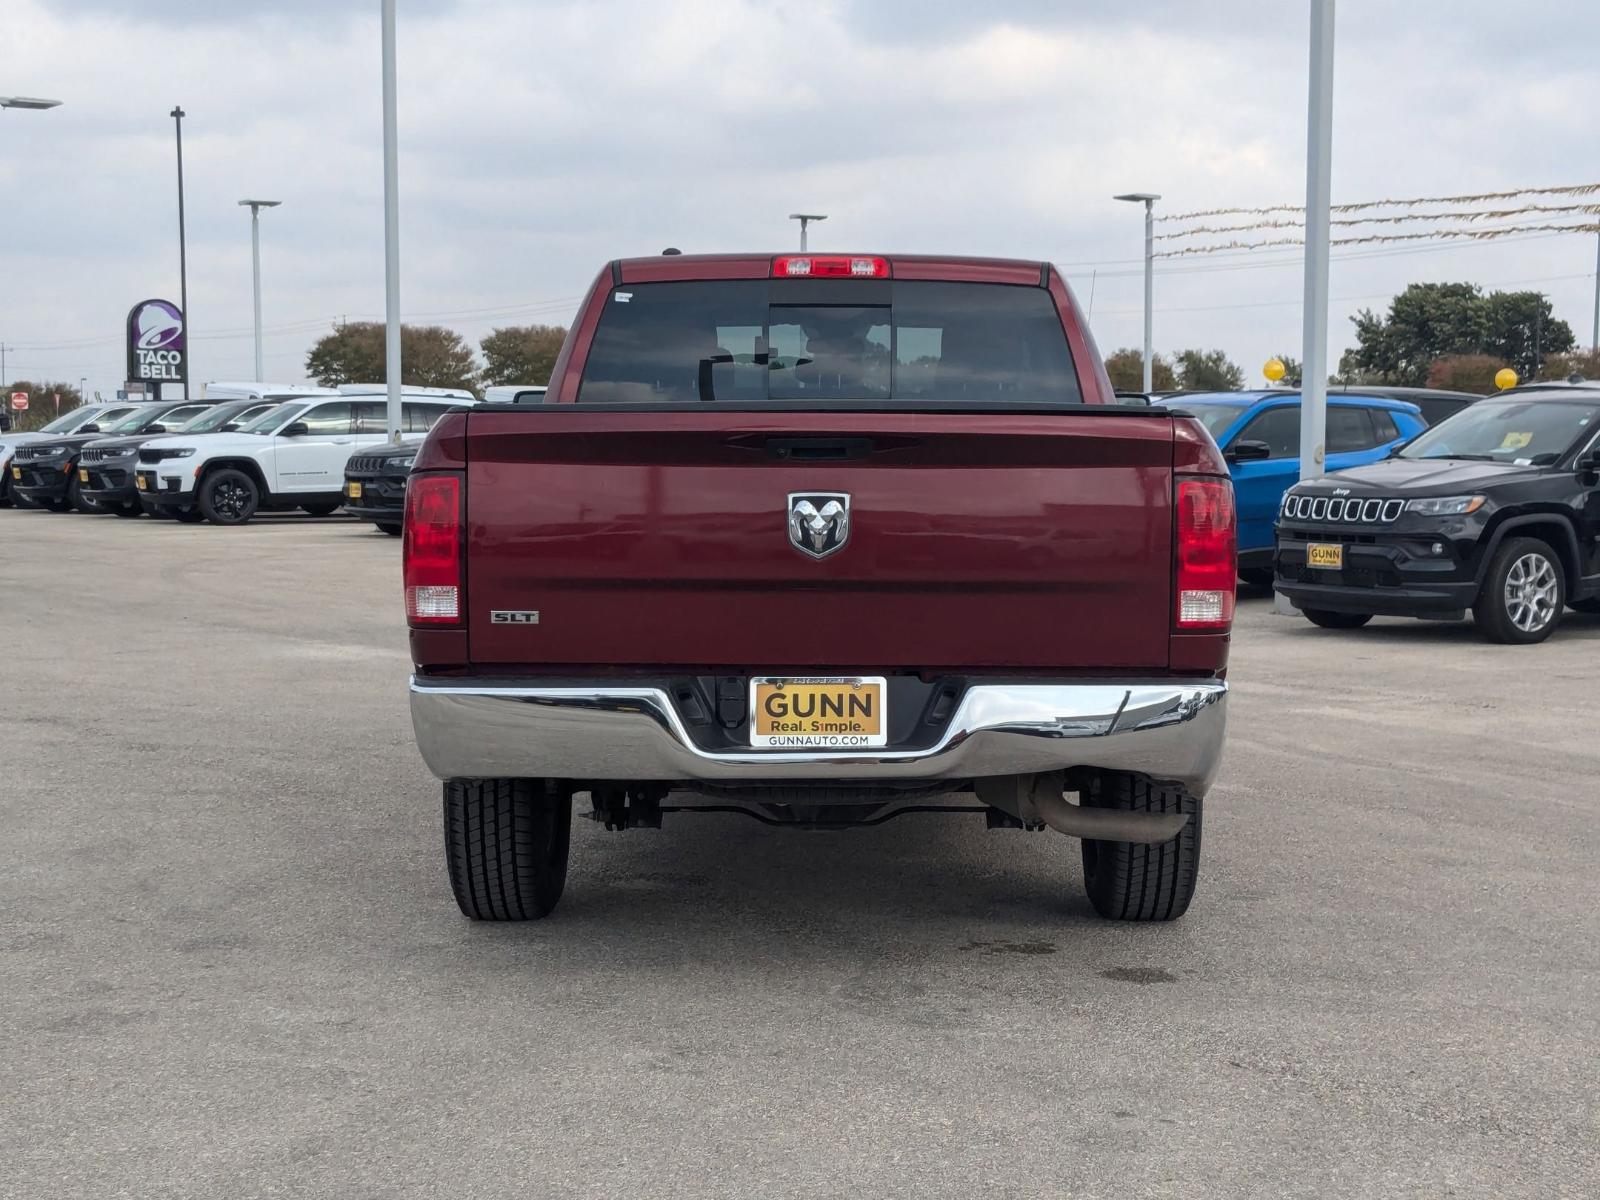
1483, 291, 1574, 378
305, 322, 480, 392
1425, 353, 1510, 394
480, 324, 568, 386
4, 380, 84, 432
1172, 348, 1244, 391
1345, 282, 1574, 386
1103, 347, 1176, 391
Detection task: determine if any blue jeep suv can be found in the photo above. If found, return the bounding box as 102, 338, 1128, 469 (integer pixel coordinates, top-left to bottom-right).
1155, 391, 1427, 585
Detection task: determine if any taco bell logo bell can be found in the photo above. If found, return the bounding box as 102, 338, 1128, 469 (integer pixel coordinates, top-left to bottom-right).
126, 298, 187, 384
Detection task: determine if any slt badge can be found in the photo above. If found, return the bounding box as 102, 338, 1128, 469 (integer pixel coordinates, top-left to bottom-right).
787, 492, 851, 559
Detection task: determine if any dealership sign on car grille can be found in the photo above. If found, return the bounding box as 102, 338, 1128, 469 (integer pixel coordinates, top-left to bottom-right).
125, 298, 187, 387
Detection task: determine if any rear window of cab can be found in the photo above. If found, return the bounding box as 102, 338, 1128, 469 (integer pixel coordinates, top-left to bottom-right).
577, 279, 1081, 405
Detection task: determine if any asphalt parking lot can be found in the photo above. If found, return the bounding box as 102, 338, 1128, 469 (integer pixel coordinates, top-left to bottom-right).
3, 508, 1597, 1199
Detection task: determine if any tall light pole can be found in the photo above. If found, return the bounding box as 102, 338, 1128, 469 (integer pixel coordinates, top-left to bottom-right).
1113, 193, 1160, 392
789, 213, 826, 252
381, 0, 403, 442
171, 106, 191, 400
0, 96, 63, 111
1298, 0, 1335, 488
1591, 230, 1599, 356
238, 200, 281, 381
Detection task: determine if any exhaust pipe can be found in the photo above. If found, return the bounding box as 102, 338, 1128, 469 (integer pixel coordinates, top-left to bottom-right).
976, 772, 1189, 844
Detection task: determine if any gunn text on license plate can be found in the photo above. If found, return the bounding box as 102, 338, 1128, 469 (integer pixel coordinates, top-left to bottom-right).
1307, 543, 1344, 569
750, 677, 887, 749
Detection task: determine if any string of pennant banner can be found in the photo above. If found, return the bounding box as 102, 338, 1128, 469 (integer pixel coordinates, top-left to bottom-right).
1149, 182, 1600, 259
1153, 221, 1600, 259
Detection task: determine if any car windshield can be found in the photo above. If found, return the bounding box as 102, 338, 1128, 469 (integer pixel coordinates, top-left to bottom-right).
104, 407, 173, 434
1399, 400, 1600, 464
1164, 400, 1248, 440
41, 407, 99, 434
179, 403, 274, 434
239, 402, 308, 434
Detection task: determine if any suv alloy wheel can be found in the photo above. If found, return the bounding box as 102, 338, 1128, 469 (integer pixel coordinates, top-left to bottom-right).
1474, 536, 1565, 644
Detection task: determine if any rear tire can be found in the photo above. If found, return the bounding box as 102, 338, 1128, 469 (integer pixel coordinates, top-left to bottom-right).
444, 779, 572, 921
113, 502, 143, 518
1237, 567, 1275, 590
172, 507, 206, 523
198, 469, 260, 526
301, 502, 340, 517
1474, 536, 1565, 644
1301, 608, 1372, 630
1079, 773, 1201, 922
376, 521, 402, 537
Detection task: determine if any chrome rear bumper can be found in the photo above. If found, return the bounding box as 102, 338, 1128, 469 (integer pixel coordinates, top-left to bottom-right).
409, 678, 1228, 795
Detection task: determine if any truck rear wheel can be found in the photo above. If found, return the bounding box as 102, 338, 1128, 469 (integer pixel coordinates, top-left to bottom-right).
444, 779, 571, 920
1079, 773, 1201, 921
1474, 536, 1565, 644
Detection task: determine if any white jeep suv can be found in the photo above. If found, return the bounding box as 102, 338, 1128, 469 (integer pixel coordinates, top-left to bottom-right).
134, 387, 474, 525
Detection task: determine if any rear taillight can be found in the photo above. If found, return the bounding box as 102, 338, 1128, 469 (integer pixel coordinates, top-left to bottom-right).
404, 473, 462, 625
1175, 477, 1236, 630
772, 255, 889, 278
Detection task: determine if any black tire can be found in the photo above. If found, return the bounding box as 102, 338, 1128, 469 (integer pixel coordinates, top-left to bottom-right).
198, 469, 260, 526
1473, 535, 1565, 645
113, 501, 144, 518
1301, 608, 1372, 630
444, 779, 571, 921
172, 507, 206, 524
1079, 773, 1201, 922
1237, 567, 1275, 590
375, 521, 403, 537
301, 502, 341, 517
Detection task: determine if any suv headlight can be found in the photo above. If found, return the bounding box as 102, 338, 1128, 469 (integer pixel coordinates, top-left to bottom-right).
166, 448, 198, 458
394, 456, 416, 471
1404, 495, 1485, 517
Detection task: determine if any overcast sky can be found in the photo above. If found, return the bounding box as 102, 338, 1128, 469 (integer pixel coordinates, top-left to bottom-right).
3, 0, 1598, 398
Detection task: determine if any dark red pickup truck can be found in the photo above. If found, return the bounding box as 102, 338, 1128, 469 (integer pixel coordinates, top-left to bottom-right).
405, 253, 1235, 923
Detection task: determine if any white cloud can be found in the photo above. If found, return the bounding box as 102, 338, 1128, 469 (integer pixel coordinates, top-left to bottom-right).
2, 0, 1597, 396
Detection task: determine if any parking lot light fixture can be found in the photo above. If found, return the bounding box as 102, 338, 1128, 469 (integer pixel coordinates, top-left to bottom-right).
238, 200, 282, 381
0, 96, 63, 111
1114, 193, 1160, 392
789, 213, 827, 252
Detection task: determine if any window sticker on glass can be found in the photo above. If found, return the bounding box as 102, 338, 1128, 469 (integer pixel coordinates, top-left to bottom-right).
614, 292, 632, 303
1500, 431, 1533, 450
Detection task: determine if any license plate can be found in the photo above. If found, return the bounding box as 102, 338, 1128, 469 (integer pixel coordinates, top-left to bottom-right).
1307, 543, 1344, 569
79, 468, 89, 483
10, 467, 18, 479
346, 481, 363, 500
135, 474, 149, 491
750, 676, 887, 749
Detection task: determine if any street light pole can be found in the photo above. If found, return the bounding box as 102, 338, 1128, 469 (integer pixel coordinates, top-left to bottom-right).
1113, 193, 1161, 392
239, 200, 282, 381
1591, 230, 1599, 356
789, 213, 826, 252
381, 0, 403, 442
171, 106, 190, 401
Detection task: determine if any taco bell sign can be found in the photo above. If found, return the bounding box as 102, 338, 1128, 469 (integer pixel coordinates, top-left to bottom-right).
126, 299, 187, 385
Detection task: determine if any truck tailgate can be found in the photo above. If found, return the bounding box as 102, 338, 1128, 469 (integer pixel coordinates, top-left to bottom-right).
463, 408, 1175, 671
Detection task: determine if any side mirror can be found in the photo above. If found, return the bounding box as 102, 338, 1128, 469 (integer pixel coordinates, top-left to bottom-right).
220, 423, 240, 432
1579, 448, 1600, 481
81, 424, 100, 434
1226, 439, 1272, 463
147, 424, 167, 434
279, 421, 309, 438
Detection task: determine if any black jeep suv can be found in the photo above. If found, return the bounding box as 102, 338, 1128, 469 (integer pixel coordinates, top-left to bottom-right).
342, 442, 417, 535
1275, 387, 1600, 644
10, 400, 213, 513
